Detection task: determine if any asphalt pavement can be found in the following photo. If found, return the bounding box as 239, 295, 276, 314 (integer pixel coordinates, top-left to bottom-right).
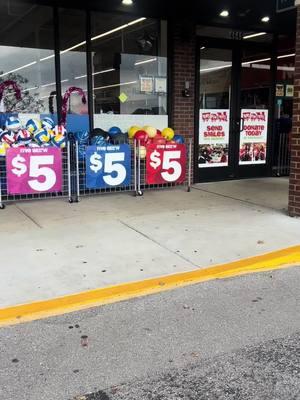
0, 266, 299, 400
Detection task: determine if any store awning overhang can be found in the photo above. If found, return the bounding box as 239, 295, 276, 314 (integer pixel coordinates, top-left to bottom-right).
23, 0, 297, 34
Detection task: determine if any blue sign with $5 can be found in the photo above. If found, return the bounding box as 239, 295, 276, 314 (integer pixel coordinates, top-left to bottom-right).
86, 144, 131, 189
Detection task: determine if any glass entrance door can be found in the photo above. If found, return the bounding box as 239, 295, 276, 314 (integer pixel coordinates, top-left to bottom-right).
238, 48, 272, 177
196, 40, 273, 182
198, 46, 234, 181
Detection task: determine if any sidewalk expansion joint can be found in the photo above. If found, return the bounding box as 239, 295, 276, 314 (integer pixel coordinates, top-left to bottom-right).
14, 204, 43, 229
192, 186, 284, 213
118, 219, 197, 267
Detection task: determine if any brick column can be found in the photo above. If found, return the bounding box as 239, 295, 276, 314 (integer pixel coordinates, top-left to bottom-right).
170, 21, 196, 141
289, 2, 300, 217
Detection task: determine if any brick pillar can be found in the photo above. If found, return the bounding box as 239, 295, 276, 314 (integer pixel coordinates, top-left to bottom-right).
170, 21, 196, 141
289, 3, 300, 217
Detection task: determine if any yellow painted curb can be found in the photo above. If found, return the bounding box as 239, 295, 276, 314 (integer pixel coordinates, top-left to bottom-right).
1, 245, 300, 327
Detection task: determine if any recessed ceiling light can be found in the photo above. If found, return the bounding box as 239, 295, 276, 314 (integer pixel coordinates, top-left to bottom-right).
122, 0, 133, 5
261, 16, 270, 22
220, 10, 229, 17
200, 46, 206, 50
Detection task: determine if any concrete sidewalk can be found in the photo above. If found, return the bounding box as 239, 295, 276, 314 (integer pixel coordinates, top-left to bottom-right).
0, 177, 299, 308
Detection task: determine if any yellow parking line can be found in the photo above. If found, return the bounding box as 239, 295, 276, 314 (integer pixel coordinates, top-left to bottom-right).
1, 245, 300, 327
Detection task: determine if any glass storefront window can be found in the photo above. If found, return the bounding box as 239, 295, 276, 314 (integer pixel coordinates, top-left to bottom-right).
0, 1, 56, 122
58, 8, 89, 131
91, 13, 168, 131
241, 49, 272, 110
276, 34, 295, 119
198, 47, 232, 168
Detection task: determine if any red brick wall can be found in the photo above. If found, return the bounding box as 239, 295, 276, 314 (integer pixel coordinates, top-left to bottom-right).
289, 7, 300, 217
170, 22, 196, 141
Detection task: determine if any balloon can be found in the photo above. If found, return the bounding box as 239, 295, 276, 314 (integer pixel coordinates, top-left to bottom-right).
152, 133, 167, 145
108, 126, 122, 137
134, 130, 149, 146
143, 126, 157, 138
109, 132, 128, 144
26, 119, 41, 134
73, 130, 89, 144
1, 130, 16, 146
90, 128, 109, 141
6, 116, 21, 132
138, 146, 147, 159
53, 125, 67, 136
52, 134, 66, 148
91, 135, 107, 146
34, 128, 51, 145
128, 125, 141, 139
173, 134, 185, 144
16, 129, 32, 146
42, 117, 55, 130
162, 127, 175, 141
0, 142, 9, 156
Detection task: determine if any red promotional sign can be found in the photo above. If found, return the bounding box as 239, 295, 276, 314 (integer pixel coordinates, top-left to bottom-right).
199, 109, 230, 168
239, 109, 268, 165
146, 143, 186, 185
6, 147, 63, 195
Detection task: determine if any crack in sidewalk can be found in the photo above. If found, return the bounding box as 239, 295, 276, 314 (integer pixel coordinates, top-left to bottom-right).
14, 204, 43, 229
118, 219, 197, 267
192, 186, 286, 212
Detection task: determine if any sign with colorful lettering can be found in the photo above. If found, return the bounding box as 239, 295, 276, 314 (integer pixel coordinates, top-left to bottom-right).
239, 109, 268, 165
146, 143, 186, 184
199, 109, 230, 168
86, 144, 131, 189
6, 147, 62, 194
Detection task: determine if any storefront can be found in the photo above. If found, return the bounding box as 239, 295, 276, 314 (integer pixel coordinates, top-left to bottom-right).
0, 3, 168, 132
0, 0, 299, 214
196, 27, 295, 182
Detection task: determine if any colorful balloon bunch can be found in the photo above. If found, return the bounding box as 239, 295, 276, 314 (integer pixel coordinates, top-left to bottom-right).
128, 125, 185, 159
0, 116, 67, 156
90, 126, 128, 146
